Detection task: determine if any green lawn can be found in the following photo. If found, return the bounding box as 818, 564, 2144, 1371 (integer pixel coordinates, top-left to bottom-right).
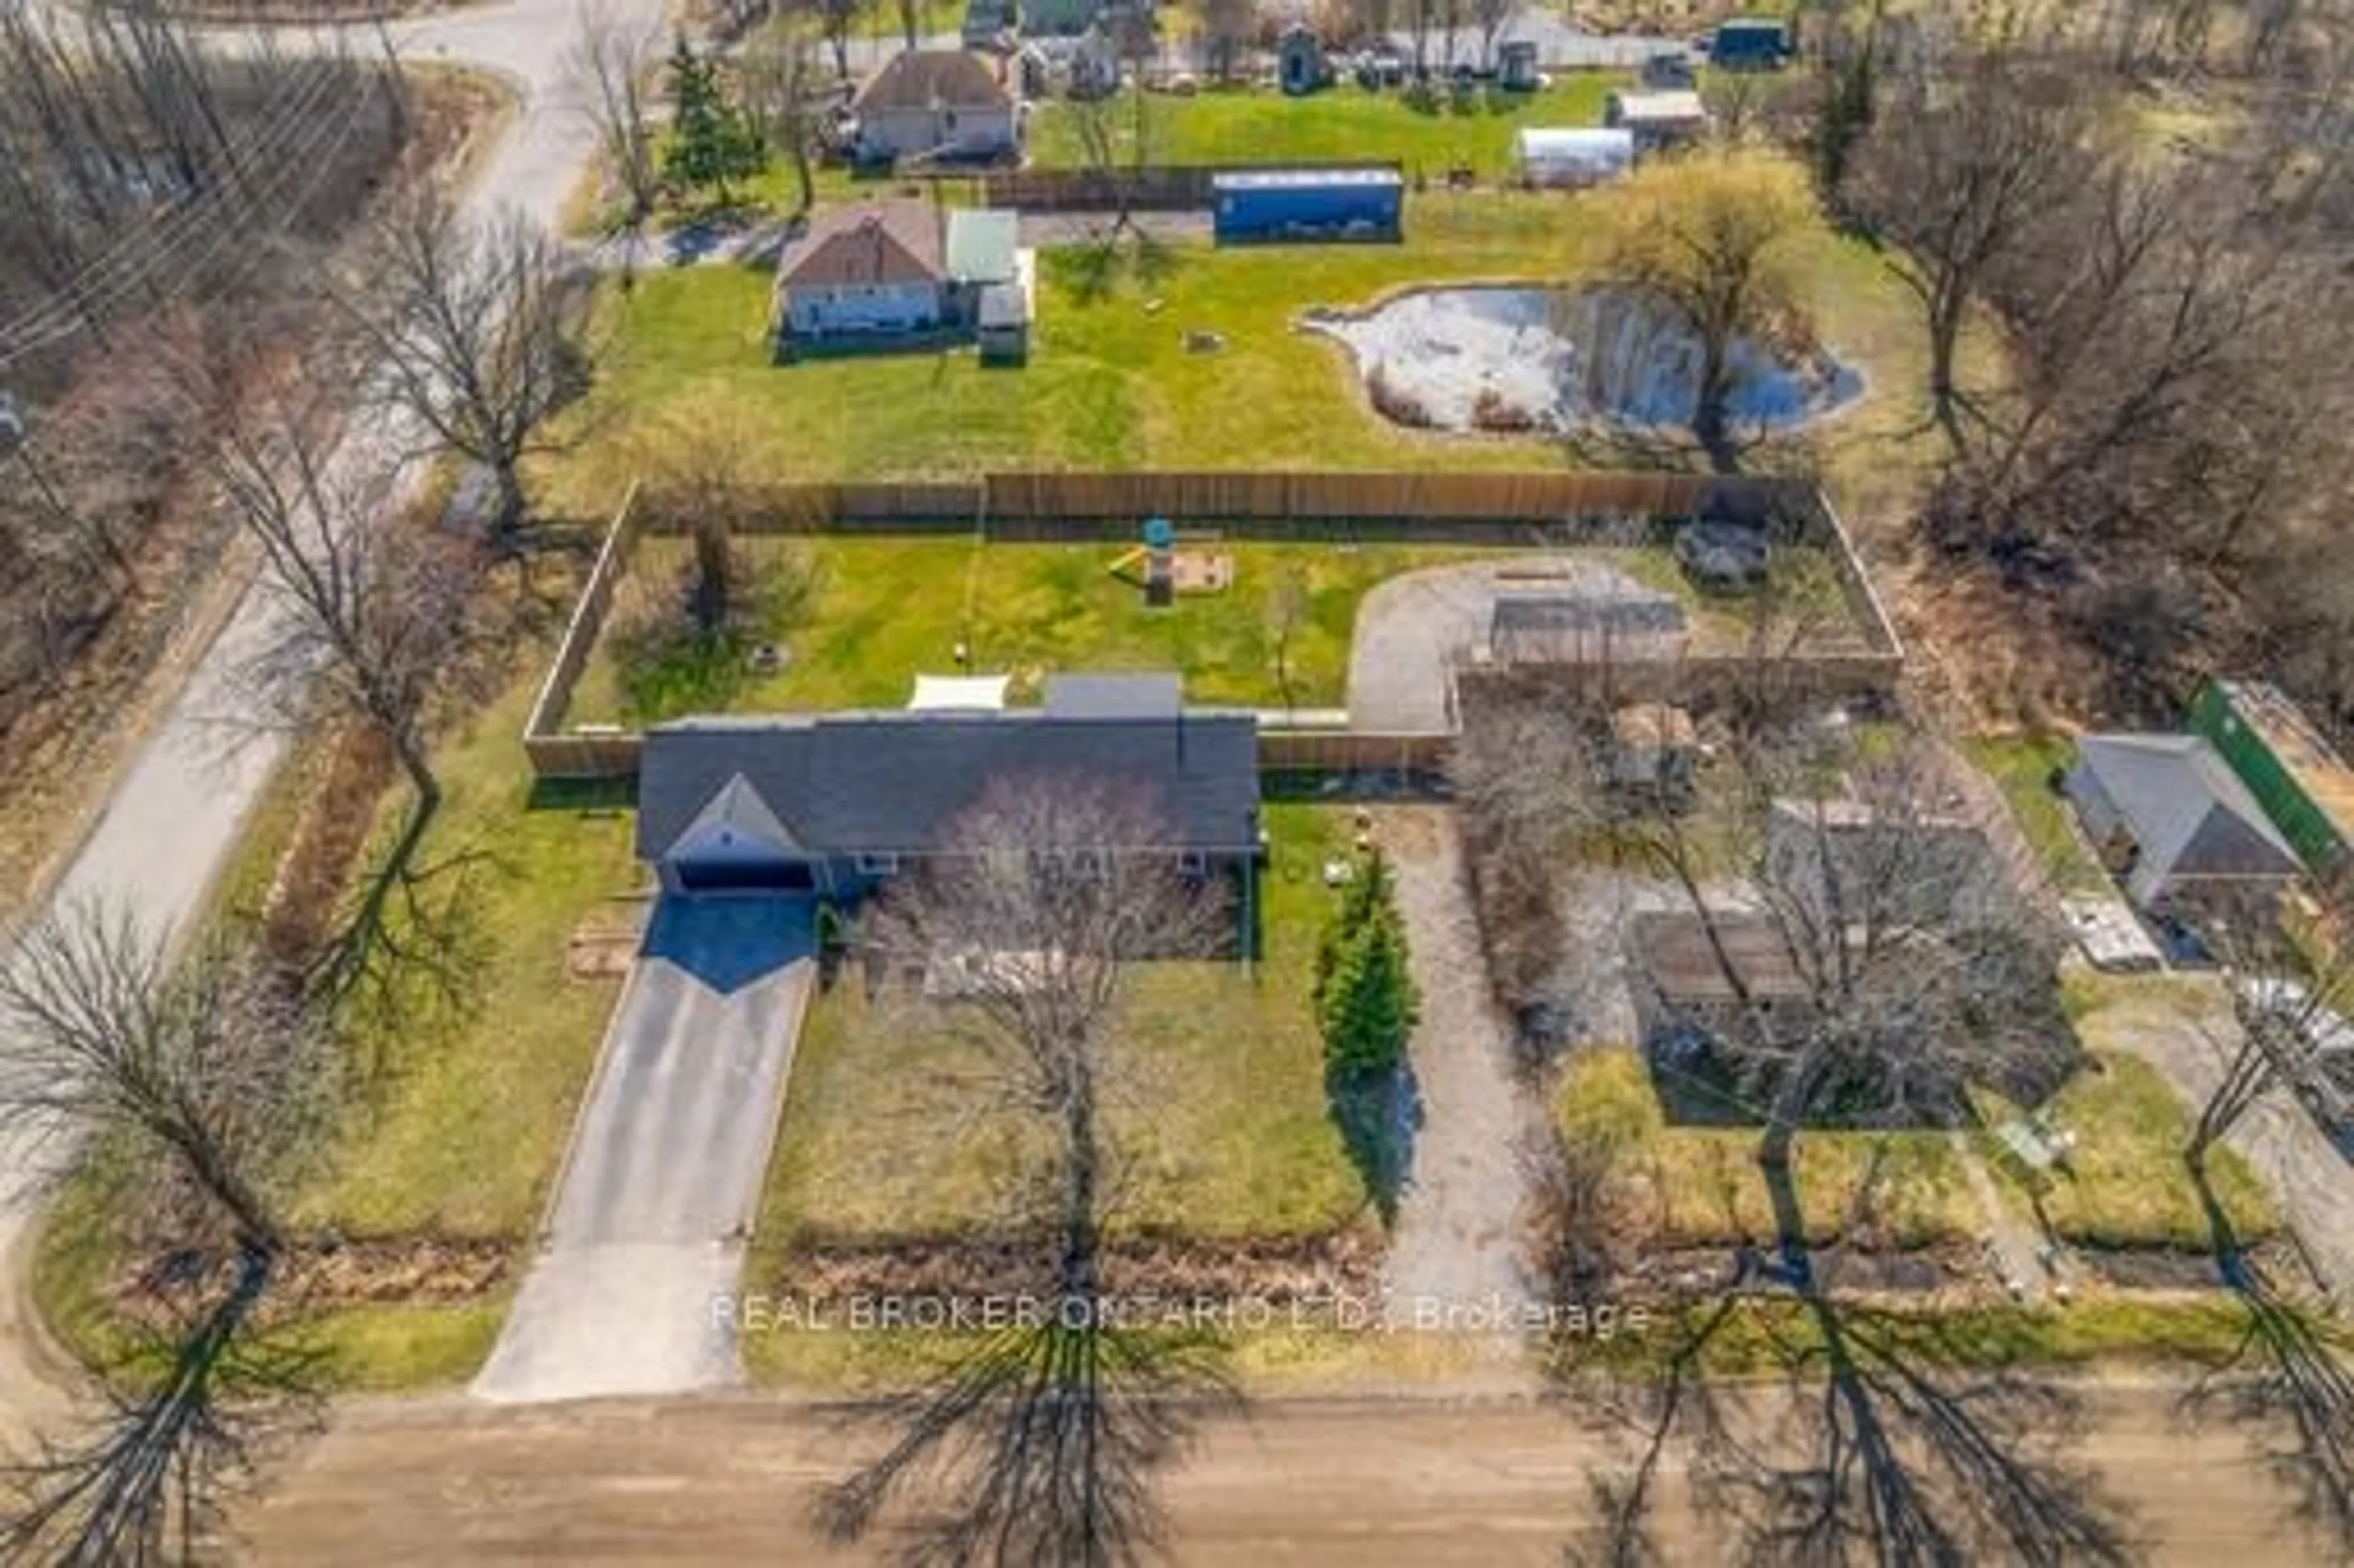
749, 801, 1364, 1258
1554, 1049, 1980, 1251
1979, 1027, 2278, 1254
1564, 1292, 2297, 1382
563, 535, 1802, 725
1027, 75, 1627, 183
1965, 733, 2106, 893
289, 662, 642, 1240
542, 184, 1945, 501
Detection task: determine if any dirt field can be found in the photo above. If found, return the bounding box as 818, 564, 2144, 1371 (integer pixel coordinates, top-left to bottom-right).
237, 1382, 2325, 1564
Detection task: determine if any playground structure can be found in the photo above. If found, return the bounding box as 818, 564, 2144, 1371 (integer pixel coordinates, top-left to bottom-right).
1109, 516, 1236, 606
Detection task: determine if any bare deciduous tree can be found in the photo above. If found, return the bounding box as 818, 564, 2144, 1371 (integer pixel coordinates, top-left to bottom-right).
205, 385, 497, 999
741, 10, 826, 218
1606, 151, 1816, 455
819, 778, 1238, 1566
1193, 0, 1259, 83
0, 902, 322, 1249
1647, 731, 2065, 1199
338, 188, 594, 546
1849, 48, 2101, 425
0, 901, 329, 1564
1469, 0, 1514, 72
563, 1, 667, 230
807, 0, 867, 81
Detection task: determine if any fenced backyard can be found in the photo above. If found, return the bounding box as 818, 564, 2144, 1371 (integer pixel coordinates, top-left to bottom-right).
520, 471, 1903, 782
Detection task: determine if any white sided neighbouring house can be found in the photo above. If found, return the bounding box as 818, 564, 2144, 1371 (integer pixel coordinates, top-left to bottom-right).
850, 49, 1021, 164
773, 200, 948, 342
773, 200, 1034, 360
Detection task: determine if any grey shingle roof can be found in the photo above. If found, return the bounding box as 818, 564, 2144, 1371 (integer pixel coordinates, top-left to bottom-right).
2073, 733, 2301, 881
636, 709, 1261, 862
676, 772, 802, 855
1043, 672, 1182, 720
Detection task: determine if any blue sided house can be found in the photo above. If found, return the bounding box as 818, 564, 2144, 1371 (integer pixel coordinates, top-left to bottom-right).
1211, 168, 1403, 246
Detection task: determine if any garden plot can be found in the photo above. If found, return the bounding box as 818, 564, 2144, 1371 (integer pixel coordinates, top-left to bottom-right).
1306, 285, 1862, 435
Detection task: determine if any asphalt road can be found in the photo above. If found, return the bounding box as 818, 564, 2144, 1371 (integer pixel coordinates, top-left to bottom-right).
0, 0, 669, 1446
238, 1380, 2331, 1564
473, 898, 813, 1404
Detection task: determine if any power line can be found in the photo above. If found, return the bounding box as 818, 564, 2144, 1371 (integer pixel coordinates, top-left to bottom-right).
0, 44, 352, 357
0, 18, 338, 340
0, 29, 387, 364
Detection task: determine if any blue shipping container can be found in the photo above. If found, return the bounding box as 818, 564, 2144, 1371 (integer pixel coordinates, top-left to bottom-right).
1211, 169, 1403, 245
1711, 17, 1791, 67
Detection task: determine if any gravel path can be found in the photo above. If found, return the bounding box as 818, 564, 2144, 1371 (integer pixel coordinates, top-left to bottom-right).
1374, 807, 1545, 1338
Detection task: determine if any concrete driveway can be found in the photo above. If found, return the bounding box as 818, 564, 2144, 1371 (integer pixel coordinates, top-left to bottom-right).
472, 897, 813, 1404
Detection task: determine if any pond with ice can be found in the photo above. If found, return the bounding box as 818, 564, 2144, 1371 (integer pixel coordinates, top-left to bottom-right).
1304, 285, 1862, 436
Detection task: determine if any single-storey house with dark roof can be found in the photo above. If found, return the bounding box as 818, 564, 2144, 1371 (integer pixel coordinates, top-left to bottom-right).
634, 676, 1260, 900
2065, 733, 2304, 910
849, 49, 1021, 165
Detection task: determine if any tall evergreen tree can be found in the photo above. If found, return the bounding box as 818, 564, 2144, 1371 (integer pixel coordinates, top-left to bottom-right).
1320, 910, 1417, 1079
1317, 847, 1418, 1079
663, 32, 765, 205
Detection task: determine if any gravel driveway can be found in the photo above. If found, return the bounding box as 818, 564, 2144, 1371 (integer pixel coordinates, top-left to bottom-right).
473, 898, 812, 1403
1346, 557, 1679, 733
1374, 807, 1544, 1336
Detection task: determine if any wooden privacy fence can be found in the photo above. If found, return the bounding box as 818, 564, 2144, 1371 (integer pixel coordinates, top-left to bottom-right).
978, 161, 1403, 213
524, 470, 1902, 784
1259, 726, 1453, 775
522, 482, 642, 781
643, 470, 1832, 539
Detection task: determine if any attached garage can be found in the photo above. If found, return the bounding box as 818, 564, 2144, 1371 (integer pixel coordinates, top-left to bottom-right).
658, 775, 826, 896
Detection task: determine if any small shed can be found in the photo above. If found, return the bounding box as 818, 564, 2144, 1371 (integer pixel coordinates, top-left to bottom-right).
1513, 127, 1635, 188
976, 252, 1035, 365
1488, 590, 1688, 666
1605, 89, 1710, 150
1278, 25, 1330, 96
2065, 733, 2306, 910
1498, 39, 1542, 91
1211, 168, 1403, 245
1610, 703, 1697, 796
1711, 17, 1792, 70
